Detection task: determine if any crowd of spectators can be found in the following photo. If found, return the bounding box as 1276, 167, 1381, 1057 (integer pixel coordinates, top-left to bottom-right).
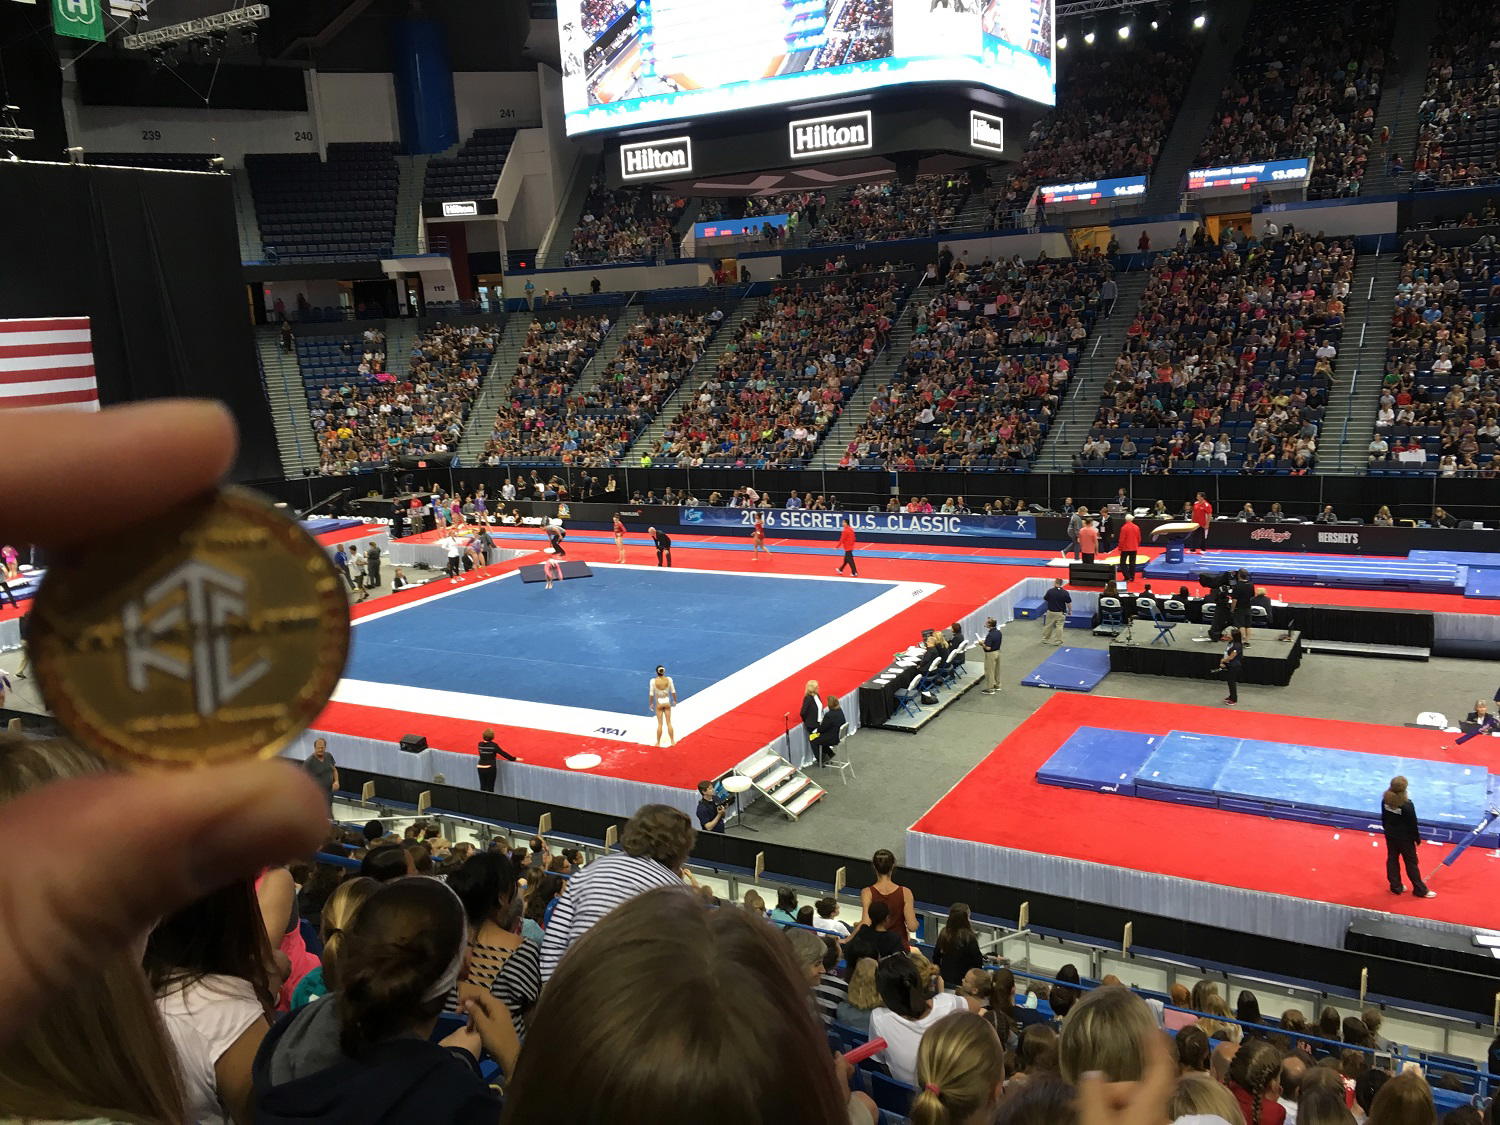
580, 0, 630, 36
1077, 229, 1354, 475
563, 175, 685, 265
12, 721, 1488, 1125
479, 314, 613, 463
1368, 235, 1500, 473
1410, 2, 1500, 189
991, 38, 1198, 222
485, 309, 722, 466
312, 323, 495, 474
804, 175, 968, 245
1194, 0, 1390, 199
842, 251, 1109, 470
648, 274, 904, 466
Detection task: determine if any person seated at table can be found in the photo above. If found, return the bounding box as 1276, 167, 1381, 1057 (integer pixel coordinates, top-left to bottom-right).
1237, 502, 1257, 520
1465, 699, 1498, 728
1266, 502, 1287, 521
1149, 499, 1171, 519
1373, 505, 1395, 526
1432, 506, 1458, 528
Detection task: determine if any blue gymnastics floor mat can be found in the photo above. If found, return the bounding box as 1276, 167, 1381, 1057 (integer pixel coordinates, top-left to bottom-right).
1410, 549, 1500, 572
1037, 726, 1499, 844
1142, 550, 1463, 593
1022, 646, 1112, 692
1463, 570, 1500, 600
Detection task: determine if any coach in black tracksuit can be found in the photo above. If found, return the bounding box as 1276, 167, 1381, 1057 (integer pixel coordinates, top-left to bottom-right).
649, 526, 672, 567
1381, 775, 1433, 898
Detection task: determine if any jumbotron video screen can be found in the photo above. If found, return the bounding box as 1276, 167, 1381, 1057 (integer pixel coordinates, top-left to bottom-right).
559, 0, 1055, 136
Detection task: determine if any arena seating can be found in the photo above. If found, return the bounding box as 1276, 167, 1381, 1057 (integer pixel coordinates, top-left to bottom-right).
90, 152, 220, 172
485, 308, 721, 466
990, 37, 1199, 221
310, 322, 496, 473
1074, 231, 1353, 475
1411, 2, 1500, 189
1367, 235, 1500, 475
422, 128, 518, 203
1194, 0, 1391, 198
803, 176, 968, 245
247, 143, 399, 261
840, 255, 1109, 471
650, 274, 906, 467
563, 175, 686, 265
478, 313, 614, 463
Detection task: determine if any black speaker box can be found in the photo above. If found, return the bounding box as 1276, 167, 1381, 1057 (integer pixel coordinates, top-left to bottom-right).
1068, 562, 1116, 588
399, 733, 428, 754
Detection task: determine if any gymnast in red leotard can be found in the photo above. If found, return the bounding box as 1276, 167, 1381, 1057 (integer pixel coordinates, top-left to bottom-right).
613, 513, 627, 563
751, 514, 770, 558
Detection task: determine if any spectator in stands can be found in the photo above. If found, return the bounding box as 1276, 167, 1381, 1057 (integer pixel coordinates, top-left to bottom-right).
1168, 1073, 1245, 1124
871, 953, 973, 1086
501, 887, 871, 1124
843, 900, 904, 965
0, 733, 191, 1123
539, 803, 693, 980
290, 876, 377, 1011
447, 852, 542, 1038
769, 887, 800, 927
1366, 1071, 1436, 1125
933, 903, 984, 988
1227, 1038, 1288, 1125
361, 843, 415, 882
1278, 1052, 1310, 1119
564, 175, 684, 265
1176, 1025, 1212, 1074
838, 957, 882, 1033
861, 847, 918, 950
1058, 986, 1157, 1084
812, 938, 847, 1025
145, 880, 277, 1125
253, 877, 515, 1120
910, 1011, 1006, 1125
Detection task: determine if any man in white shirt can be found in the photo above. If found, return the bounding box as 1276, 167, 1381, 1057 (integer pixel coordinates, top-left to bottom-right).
439, 535, 462, 581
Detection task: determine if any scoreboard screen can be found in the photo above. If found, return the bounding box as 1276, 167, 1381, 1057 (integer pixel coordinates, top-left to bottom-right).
559, 0, 1055, 137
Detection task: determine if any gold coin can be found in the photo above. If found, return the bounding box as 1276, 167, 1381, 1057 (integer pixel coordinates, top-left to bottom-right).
29, 486, 350, 769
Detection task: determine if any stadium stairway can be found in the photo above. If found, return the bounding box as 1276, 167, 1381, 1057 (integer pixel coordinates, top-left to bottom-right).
452, 313, 535, 465
255, 326, 321, 475
1359, 0, 1438, 196
1139, 0, 1254, 215
1317, 245, 1403, 473
1035, 270, 1151, 471
783, 187, 854, 250
230, 168, 265, 263
394, 154, 430, 256
812, 299, 922, 469
567, 300, 646, 403
673, 198, 703, 247
539, 152, 600, 269
626, 289, 757, 462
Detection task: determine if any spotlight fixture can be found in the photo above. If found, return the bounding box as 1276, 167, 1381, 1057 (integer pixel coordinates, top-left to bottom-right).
66, 146, 85, 164
1192, 12, 1207, 28
1057, 33, 1068, 48
1150, 18, 1159, 28
1117, 22, 1131, 38
208, 156, 226, 172
1083, 28, 1096, 43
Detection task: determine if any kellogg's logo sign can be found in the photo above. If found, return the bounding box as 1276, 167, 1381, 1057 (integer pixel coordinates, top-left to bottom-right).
1249, 528, 1292, 544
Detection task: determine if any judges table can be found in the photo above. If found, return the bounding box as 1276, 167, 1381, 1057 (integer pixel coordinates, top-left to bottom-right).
858, 645, 933, 727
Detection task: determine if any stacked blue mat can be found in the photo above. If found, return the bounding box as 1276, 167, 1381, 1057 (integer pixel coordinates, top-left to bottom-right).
1037, 727, 1499, 844
1143, 550, 1464, 594
300, 517, 370, 535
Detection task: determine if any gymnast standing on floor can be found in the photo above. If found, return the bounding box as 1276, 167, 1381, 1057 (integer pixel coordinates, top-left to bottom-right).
649, 664, 677, 747
613, 513, 627, 563
751, 513, 771, 558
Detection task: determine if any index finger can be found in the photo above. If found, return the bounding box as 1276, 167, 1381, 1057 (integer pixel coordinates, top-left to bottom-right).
0, 400, 236, 548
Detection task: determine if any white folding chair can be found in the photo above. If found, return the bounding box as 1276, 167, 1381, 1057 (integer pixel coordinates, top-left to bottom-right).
825, 722, 855, 785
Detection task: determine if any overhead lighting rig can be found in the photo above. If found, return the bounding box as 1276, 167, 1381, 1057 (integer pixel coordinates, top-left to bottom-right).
121, 4, 269, 51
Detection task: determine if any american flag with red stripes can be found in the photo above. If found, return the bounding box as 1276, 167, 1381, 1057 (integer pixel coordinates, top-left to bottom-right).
0, 317, 100, 412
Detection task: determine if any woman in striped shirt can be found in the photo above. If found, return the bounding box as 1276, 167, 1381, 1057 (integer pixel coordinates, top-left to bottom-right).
445, 852, 542, 1039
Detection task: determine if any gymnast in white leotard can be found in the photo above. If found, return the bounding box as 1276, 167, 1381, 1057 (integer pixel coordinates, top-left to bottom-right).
649, 665, 677, 747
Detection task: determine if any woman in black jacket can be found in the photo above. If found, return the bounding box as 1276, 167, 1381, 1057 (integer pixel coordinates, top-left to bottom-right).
932, 903, 984, 990
800, 679, 824, 740
1381, 775, 1434, 899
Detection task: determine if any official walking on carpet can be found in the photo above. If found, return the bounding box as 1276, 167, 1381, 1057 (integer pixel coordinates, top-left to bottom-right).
1381, 775, 1434, 898
836, 520, 859, 576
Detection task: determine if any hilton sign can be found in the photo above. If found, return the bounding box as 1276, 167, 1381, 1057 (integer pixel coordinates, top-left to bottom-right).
619, 136, 693, 181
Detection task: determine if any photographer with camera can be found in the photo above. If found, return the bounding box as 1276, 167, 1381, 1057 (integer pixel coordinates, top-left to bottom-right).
696, 780, 728, 834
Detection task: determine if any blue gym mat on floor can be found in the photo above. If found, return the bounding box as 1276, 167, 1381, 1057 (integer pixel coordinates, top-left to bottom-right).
1142, 550, 1463, 593
1021, 646, 1112, 691
1463, 570, 1500, 600
302, 517, 369, 534
1037, 726, 1499, 843
1410, 549, 1500, 571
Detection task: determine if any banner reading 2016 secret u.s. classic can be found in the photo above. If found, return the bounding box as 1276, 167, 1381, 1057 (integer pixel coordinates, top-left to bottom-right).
680, 508, 1037, 540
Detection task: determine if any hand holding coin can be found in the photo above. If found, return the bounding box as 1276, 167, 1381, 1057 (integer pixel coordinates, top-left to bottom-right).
0, 401, 330, 1049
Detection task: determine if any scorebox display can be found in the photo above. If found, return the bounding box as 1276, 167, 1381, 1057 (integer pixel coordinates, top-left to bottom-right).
1187, 158, 1312, 193
1038, 174, 1146, 205
559, 0, 1055, 136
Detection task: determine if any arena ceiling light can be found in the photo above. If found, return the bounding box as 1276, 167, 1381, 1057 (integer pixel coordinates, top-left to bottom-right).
1083, 28, 1096, 44
121, 3, 269, 50
1117, 21, 1131, 38
1057, 33, 1068, 48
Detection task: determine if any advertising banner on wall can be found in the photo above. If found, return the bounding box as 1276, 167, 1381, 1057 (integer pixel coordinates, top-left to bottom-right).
680, 507, 1038, 540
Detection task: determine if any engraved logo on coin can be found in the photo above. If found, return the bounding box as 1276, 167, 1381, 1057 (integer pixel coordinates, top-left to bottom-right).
30, 487, 351, 768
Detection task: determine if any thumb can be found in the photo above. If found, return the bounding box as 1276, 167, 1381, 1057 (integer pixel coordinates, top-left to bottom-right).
0, 759, 325, 1046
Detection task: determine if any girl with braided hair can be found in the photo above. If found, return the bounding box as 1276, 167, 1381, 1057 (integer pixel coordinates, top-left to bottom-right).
1227, 1037, 1288, 1125
910, 1011, 1005, 1125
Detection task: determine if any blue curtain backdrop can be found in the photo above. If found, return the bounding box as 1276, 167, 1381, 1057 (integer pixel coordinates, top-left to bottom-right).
391, 18, 458, 155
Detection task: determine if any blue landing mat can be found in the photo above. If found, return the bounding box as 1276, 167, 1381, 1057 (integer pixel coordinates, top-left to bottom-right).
1035, 727, 1159, 793
1464, 570, 1500, 600
1143, 550, 1463, 593
1037, 726, 1499, 844
302, 517, 369, 534
1022, 646, 1112, 692
1410, 549, 1500, 571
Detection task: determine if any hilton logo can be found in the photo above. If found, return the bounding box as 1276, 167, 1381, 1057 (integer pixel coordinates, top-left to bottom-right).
789, 111, 873, 159
969, 110, 1005, 153
619, 137, 692, 180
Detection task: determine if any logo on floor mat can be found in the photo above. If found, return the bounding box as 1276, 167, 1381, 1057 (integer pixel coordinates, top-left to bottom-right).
595, 726, 627, 736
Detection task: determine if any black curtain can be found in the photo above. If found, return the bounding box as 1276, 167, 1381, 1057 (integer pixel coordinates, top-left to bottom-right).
0, 161, 279, 480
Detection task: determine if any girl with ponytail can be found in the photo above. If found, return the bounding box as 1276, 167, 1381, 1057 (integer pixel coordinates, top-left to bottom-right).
290, 876, 377, 1010
252, 877, 518, 1123
1227, 1037, 1288, 1125
910, 1012, 1005, 1125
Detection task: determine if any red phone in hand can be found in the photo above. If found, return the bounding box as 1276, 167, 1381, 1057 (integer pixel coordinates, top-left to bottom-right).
840, 1037, 888, 1066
